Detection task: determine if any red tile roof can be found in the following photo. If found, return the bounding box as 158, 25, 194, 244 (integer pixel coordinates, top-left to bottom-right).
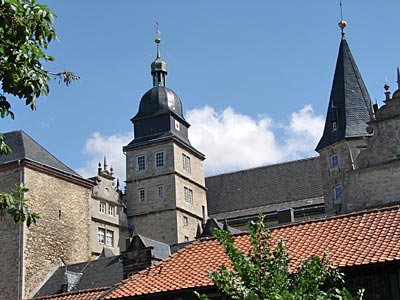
31, 287, 112, 300
107, 205, 400, 299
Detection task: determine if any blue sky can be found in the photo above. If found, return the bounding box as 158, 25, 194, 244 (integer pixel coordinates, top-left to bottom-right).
2, 1, 399, 181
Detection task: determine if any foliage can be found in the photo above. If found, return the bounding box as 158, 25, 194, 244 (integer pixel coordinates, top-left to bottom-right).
0, 0, 78, 226
196, 215, 364, 300
0, 184, 39, 226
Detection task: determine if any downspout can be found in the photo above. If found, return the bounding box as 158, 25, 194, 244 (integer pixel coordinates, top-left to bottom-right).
17, 160, 24, 300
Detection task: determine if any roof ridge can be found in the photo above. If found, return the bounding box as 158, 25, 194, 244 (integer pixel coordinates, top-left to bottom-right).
31, 286, 112, 300
206, 156, 320, 179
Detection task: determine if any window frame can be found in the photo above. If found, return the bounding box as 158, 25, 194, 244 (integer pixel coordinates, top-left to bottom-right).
155, 151, 165, 168
99, 202, 106, 214
156, 184, 164, 200
98, 228, 105, 244
106, 230, 114, 246
182, 153, 191, 173
184, 186, 193, 204
136, 155, 146, 172
183, 215, 188, 226
138, 188, 146, 202
330, 154, 339, 169
108, 205, 114, 217
333, 185, 342, 204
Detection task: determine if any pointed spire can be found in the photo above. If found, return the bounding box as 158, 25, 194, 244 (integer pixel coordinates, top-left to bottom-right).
393, 67, 400, 99
316, 24, 372, 151
103, 156, 108, 171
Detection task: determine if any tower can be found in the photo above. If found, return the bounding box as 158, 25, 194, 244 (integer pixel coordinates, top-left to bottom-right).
123, 38, 207, 245
316, 20, 373, 215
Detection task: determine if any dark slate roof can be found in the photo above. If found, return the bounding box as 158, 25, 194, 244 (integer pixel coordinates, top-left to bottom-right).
132, 87, 185, 122
0, 130, 80, 177
34, 256, 123, 298
316, 37, 372, 151
139, 235, 171, 260
206, 157, 323, 216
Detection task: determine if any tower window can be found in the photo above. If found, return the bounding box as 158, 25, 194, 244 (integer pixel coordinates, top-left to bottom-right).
108, 205, 114, 217
99, 202, 106, 214
182, 154, 191, 173
155, 151, 165, 168
138, 188, 146, 202
184, 187, 193, 204
98, 228, 105, 244
183, 216, 188, 226
136, 155, 146, 171
330, 154, 339, 168
333, 185, 342, 204
106, 230, 114, 246
156, 184, 164, 200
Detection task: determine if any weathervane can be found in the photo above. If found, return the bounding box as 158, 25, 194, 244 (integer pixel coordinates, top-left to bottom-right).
154, 21, 161, 58
338, 0, 347, 39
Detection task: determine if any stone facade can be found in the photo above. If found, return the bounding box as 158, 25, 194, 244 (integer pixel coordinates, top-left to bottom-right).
90, 163, 128, 256
0, 166, 22, 300
125, 140, 207, 245
0, 162, 93, 300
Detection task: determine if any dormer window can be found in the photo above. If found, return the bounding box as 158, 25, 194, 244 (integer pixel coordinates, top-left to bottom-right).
332, 121, 338, 131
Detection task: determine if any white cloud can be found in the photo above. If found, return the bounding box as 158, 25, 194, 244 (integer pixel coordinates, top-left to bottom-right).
186, 105, 324, 175
76, 105, 324, 180
76, 132, 132, 182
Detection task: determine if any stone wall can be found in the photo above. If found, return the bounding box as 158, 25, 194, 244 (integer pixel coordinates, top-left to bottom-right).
0, 167, 22, 300
22, 166, 92, 298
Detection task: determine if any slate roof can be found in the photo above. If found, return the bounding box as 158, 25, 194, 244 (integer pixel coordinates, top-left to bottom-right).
316, 36, 372, 151
34, 256, 124, 298
106, 205, 400, 299
32, 287, 112, 300
206, 156, 323, 216
140, 235, 171, 260
0, 130, 80, 177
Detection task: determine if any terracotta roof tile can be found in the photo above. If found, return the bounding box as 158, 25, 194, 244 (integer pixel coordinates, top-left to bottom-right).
106, 206, 400, 299
31, 286, 112, 300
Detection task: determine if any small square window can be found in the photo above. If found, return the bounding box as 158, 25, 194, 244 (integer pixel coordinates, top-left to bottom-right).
106, 230, 113, 246
98, 228, 105, 244
330, 154, 339, 168
156, 185, 164, 200
184, 187, 193, 204
182, 154, 191, 173
99, 202, 106, 214
108, 205, 114, 217
183, 216, 188, 226
138, 188, 146, 202
136, 155, 146, 171
333, 185, 342, 204
155, 151, 165, 168
184, 236, 189, 242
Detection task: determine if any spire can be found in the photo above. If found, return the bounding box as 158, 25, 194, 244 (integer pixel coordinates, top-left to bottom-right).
391, 67, 400, 99
316, 21, 372, 151
151, 36, 167, 87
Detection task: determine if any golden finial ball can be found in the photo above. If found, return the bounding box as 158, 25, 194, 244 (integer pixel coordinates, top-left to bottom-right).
155, 37, 161, 44
338, 20, 347, 29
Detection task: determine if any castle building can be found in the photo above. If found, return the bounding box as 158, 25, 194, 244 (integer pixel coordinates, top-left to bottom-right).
0, 131, 127, 300
123, 38, 208, 245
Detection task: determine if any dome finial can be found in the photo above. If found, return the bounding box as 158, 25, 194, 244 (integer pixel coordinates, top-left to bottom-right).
151, 21, 167, 87
338, 0, 347, 39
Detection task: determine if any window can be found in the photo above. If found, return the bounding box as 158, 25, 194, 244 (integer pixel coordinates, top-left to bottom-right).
184, 236, 189, 242
98, 228, 105, 244
182, 154, 191, 173
138, 188, 146, 202
330, 154, 338, 168
108, 205, 114, 216
136, 155, 146, 171
333, 185, 342, 204
99, 202, 106, 214
332, 121, 338, 131
156, 184, 164, 200
184, 187, 193, 204
106, 230, 114, 246
155, 151, 165, 168
183, 216, 188, 226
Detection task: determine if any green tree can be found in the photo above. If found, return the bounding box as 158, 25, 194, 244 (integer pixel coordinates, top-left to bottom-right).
196, 216, 364, 300
0, 0, 78, 226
